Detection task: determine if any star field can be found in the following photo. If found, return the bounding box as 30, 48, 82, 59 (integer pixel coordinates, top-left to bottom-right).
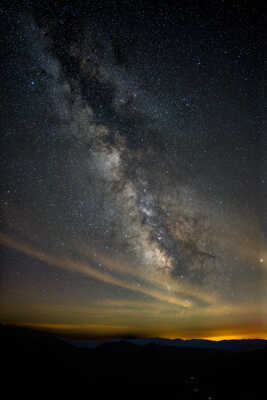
0, 1, 266, 340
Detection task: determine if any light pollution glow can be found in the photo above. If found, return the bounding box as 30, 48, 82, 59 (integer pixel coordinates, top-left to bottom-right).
1, 232, 266, 340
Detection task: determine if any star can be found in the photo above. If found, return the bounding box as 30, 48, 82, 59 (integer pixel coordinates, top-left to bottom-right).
0, 1, 265, 344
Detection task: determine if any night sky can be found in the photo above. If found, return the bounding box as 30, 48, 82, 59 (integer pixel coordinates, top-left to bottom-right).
1, 1, 266, 340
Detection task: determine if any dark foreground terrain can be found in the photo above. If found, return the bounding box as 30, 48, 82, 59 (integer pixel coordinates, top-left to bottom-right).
1, 324, 266, 398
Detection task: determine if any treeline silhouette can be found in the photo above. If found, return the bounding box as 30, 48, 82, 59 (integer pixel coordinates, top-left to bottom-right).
1, 324, 266, 398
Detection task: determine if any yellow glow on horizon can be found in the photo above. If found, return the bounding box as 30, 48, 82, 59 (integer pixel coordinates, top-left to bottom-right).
47, 322, 267, 341
154, 333, 267, 341
3, 322, 267, 341
204, 335, 267, 341
1, 232, 266, 341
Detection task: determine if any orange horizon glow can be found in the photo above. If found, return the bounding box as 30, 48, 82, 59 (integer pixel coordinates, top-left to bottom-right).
1, 232, 266, 343
3, 322, 267, 341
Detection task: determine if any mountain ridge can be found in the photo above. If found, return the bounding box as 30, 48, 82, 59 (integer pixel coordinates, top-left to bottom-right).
68, 337, 267, 351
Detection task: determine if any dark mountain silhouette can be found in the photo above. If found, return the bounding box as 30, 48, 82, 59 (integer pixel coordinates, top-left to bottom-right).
1, 324, 266, 398
70, 337, 267, 351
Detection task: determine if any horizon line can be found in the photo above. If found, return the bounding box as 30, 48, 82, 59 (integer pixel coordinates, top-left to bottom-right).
2, 322, 267, 342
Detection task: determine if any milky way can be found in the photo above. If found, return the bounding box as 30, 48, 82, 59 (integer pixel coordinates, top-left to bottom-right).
0, 4, 266, 339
